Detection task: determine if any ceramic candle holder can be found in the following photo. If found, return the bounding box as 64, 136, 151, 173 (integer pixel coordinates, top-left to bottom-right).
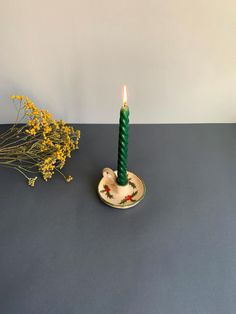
98, 168, 146, 209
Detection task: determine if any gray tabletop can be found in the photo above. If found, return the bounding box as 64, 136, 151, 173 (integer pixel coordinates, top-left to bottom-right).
0, 124, 236, 314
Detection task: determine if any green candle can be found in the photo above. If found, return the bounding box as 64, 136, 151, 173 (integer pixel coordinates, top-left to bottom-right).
117, 86, 129, 186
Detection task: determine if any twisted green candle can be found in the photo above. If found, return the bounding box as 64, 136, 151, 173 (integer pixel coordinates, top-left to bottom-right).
117, 100, 129, 186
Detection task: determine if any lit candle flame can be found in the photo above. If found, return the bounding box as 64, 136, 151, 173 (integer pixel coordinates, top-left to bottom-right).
123, 85, 127, 106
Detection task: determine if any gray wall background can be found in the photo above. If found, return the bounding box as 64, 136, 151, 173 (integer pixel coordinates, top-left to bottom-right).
0, 0, 235, 123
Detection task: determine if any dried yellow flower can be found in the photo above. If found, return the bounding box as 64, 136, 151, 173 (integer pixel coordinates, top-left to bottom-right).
28, 177, 37, 187
66, 175, 73, 183
0, 95, 80, 185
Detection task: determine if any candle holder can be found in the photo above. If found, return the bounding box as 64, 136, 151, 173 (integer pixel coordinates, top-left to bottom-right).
98, 168, 146, 209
